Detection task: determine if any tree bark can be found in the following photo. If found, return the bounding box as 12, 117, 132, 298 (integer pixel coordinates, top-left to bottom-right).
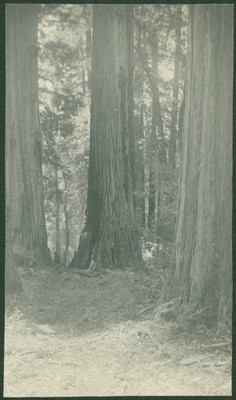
70, 5, 142, 270
168, 5, 233, 330
5, 236, 23, 295
135, 105, 146, 228
134, 23, 145, 228
6, 4, 51, 277
169, 5, 182, 170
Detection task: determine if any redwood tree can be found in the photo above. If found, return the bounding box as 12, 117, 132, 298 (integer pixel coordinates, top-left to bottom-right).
133, 22, 145, 229
167, 5, 233, 330
6, 4, 51, 289
70, 5, 142, 270
169, 5, 182, 170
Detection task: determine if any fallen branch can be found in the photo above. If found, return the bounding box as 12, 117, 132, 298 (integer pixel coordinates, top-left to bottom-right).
203, 342, 231, 350
137, 306, 151, 315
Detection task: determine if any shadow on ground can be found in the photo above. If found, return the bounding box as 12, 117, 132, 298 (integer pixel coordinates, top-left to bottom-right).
4, 265, 231, 396
9, 265, 163, 337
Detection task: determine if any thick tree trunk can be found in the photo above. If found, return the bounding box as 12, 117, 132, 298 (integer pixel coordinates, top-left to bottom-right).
134, 113, 145, 228
70, 5, 142, 270
134, 24, 145, 228
169, 5, 182, 170
5, 235, 23, 295
168, 5, 233, 330
6, 5, 51, 278
135, 105, 146, 228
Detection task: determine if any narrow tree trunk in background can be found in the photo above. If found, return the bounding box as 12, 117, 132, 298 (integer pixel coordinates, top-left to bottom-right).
149, 32, 167, 165
147, 30, 167, 230
70, 5, 142, 270
138, 105, 146, 227
155, 91, 167, 165
168, 5, 233, 331
169, 5, 182, 170
147, 169, 156, 229
54, 164, 61, 262
148, 97, 158, 230
6, 5, 51, 279
62, 173, 70, 266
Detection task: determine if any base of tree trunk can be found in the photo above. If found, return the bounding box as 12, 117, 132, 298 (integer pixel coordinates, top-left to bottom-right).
69, 224, 143, 271
5, 244, 23, 294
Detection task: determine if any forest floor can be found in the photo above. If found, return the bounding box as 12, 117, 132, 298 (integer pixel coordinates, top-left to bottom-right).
4, 264, 231, 396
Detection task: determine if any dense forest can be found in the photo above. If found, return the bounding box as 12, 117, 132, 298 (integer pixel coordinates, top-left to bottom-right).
5, 4, 233, 397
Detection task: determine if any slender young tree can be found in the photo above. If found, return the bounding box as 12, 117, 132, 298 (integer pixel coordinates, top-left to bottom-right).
165, 5, 233, 330
6, 4, 51, 287
70, 5, 142, 270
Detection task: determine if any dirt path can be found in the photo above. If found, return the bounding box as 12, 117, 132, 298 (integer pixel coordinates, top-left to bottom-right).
4, 267, 231, 396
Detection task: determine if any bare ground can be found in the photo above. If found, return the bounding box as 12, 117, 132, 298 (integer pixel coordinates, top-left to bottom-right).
4, 266, 231, 396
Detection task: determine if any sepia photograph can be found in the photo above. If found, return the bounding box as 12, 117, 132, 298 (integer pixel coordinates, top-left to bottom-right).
5, 3, 233, 396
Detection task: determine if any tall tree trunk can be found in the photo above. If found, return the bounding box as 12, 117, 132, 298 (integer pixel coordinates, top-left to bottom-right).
134, 23, 145, 228
167, 5, 233, 331
62, 173, 70, 266
54, 164, 61, 262
148, 98, 158, 230
70, 5, 142, 270
169, 5, 182, 169
6, 4, 51, 279
135, 104, 146, 228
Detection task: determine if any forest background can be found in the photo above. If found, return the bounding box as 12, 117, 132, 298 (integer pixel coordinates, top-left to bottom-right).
3, 3, 234, 396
